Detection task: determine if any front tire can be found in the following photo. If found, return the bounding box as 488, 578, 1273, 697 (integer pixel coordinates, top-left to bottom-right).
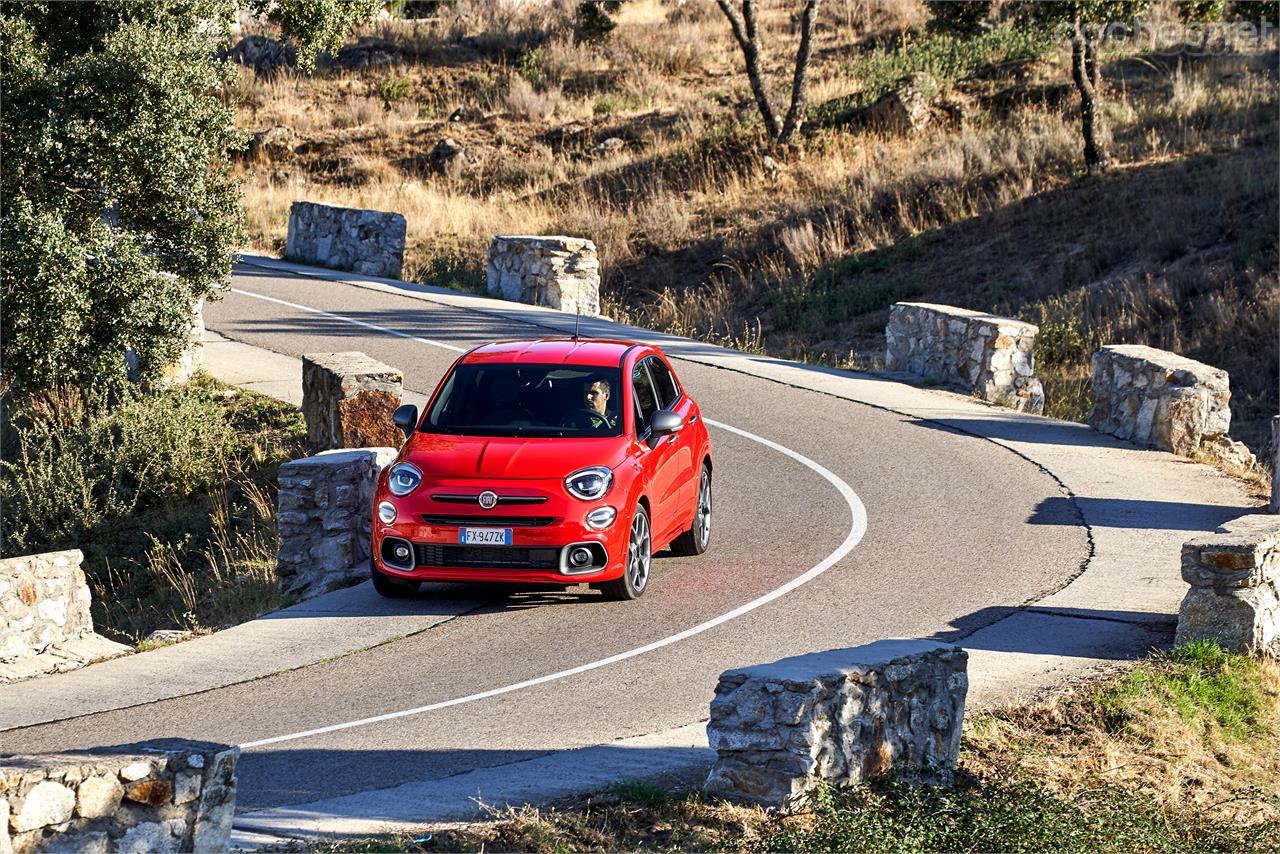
600, 503, 651, 601
372, 564, 421, 598
669, 465, 712, 557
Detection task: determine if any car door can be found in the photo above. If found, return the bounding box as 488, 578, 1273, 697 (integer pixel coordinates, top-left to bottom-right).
631, 357, 683, 543
646, 355, 698, 526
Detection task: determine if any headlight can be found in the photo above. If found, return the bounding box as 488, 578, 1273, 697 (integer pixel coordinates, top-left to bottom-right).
586, 506, 617, 530
377, 501, 397, 524
565, 466, 613, 501
387, 463, 423, 497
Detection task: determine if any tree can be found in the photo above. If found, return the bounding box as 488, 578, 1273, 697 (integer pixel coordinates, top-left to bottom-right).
1, 0, 381, 393
1024, 1, 1150, 175
247, 0, 384, 70
715, 0, 821, 145
925, 0, 991, 35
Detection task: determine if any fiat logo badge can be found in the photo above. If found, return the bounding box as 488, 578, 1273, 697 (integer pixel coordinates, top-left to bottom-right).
478, 490, 498, 510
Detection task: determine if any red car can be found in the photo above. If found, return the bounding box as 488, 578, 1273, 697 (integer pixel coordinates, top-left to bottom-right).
370, 339, 713, 600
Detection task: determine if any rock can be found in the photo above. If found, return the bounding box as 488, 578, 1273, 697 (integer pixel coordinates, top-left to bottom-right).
10, 780, 75, 832
333, 37, 397, 70
173, 772, 201, 805
448, 107, 469, 123
704, 640, 968, 809
302, 352, 404, 452
116, 819, 184, 854
1203, 435, 1257, 470
1089, 345, 1237, 458
866, 72, 936, 135
249, 125, 295, 162
119, 761, 151, 782
125, 779, 173, 807
428, 137, 466, 179
1176, 514, 1280, 658
285, 201, 406, 280
885, 303, 1043, 414
760, 154, 782, 181
596, 136, 626, 155
223, 35, 296, 77
277, 447, 398, 601
76, 774, 123, 819
143, 629, 195, 647
486, 235, 601, 317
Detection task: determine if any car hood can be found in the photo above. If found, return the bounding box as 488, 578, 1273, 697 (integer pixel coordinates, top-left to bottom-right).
402, 433, 631, 480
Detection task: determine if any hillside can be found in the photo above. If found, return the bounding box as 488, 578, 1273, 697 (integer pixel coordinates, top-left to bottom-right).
230, 0, 1279, 457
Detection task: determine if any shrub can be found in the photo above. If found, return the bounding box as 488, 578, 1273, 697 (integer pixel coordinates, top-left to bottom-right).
505, 75, 560, 120
1, 382, 237, 556
377, 72, 413, 106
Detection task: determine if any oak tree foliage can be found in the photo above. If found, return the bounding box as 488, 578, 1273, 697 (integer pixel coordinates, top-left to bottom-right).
0, 0, 380, 393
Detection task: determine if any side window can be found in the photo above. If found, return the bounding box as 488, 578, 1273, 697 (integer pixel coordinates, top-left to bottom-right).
632, 361, 660, 431
646, 357, 680, 410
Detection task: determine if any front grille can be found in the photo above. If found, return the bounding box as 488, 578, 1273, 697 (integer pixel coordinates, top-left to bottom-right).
414, 543, 560, 570
431, 493, 548, 506
421, 515, 557, 527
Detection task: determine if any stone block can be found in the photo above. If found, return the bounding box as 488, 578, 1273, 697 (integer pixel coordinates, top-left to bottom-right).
885, 303, 1042, 413
704, 639, 968, 810
1, 740, 239, 854
1175, 514, 1280, 658
0, 551, 130, 684
1089, 345, 1243, 461
286, 201, 406, 279
302, 351, 404, 452
486, 235, 601, 317
276, 447, 398, 600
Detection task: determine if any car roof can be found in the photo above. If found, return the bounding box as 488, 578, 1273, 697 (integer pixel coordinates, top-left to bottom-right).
463, 338, 649, 368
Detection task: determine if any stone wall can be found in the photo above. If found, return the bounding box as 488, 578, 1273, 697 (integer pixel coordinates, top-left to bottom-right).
277, 448, 397, 599
286, 201, 406, 279
1175, 514, 1279, 658
1089, 345, 1253, 466
1, 551, 130, 684
302, 351, 404, 453
1, 739, 238, 854
486, 236, 601, 317
884, 303, 1043, 414
704, 640, 969, 809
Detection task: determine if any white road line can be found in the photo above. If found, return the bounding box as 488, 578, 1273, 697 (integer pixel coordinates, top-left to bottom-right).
230, 288, 467, 353
229, 287, 868, 751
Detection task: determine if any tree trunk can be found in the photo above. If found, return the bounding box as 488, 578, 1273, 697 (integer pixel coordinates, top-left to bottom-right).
1071, 21, 1109, 175
716, 0, 781, 140
778, 0, 822, 144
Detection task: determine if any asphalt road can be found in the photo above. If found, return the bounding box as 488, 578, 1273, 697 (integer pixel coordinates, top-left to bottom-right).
6, 262, 1087, 811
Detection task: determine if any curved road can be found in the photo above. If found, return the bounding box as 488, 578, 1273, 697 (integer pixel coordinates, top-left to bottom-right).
6, 260, 1090, 820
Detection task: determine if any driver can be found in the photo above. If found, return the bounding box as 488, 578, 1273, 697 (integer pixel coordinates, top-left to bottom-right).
562, 377, 616, 429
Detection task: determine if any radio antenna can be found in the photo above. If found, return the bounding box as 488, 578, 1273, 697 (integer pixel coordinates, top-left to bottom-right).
573, 302, 581, 341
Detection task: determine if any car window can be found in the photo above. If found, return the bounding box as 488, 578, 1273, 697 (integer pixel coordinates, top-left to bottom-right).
423, 363, 623, 437
632, 360, 661, 431
645, 357, 680, 409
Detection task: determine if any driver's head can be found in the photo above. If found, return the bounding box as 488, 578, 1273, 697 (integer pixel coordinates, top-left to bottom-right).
584, 378, 610, 415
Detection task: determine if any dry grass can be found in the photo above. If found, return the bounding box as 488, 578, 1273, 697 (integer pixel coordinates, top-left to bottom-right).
231, 2, 1278, 463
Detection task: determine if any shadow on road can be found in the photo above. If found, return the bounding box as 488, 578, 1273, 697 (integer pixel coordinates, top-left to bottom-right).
1028, 495, 1247, 531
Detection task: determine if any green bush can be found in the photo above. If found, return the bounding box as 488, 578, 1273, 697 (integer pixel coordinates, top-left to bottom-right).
377, 72, 413, 106
1, 382, 236, 556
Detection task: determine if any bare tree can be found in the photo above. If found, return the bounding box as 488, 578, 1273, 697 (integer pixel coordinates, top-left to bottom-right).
715, 0, 822, 145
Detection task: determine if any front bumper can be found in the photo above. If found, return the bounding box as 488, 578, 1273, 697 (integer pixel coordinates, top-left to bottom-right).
372, 489, 627, 585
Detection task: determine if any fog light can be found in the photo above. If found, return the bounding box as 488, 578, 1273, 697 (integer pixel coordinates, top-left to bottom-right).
586, 506, 617, 530
393, 543, 412, 562
377, 501, 397, 524
570, 547, 592, 567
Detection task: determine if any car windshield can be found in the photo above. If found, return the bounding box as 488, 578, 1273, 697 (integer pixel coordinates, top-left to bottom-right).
422, 363, 624, 438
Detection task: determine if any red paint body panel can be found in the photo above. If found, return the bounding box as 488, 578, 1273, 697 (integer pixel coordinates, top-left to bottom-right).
371, 339, 712, 587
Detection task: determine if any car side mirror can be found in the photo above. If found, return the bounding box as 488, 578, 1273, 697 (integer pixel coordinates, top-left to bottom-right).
393, 403, 419, 438
646, 409, 683, 449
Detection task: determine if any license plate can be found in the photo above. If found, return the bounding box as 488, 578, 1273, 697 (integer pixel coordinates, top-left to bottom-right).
459, 527, 512, 546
